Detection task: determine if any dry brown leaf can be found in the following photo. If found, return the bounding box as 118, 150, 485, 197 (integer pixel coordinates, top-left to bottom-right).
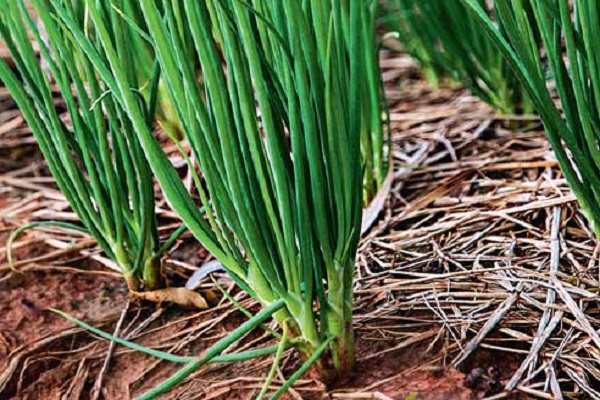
131, 287, 209, 309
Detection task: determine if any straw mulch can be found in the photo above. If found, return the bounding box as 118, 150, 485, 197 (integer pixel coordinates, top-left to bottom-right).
353, 54, 599, 399
1, 53, 599, 400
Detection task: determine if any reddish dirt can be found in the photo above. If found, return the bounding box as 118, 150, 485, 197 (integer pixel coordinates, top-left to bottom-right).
0, 237, 530, 400
0, 270, 127, 353
0, 268, 127, 399
0, 260, 481, 400
347, 350, 472, 400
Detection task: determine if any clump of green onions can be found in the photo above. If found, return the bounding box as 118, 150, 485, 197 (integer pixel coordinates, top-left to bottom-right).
385, 0, 533, 114
138, 0, 365, 382
459, 0, 600, 237
44, 0, 371, 395
0, 0, 179, 292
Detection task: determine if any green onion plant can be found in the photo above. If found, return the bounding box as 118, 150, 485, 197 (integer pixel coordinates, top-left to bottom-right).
459, 0, 600, 237
385, 0, 533, 114
0, 0, 182, 292
39, 0, 374, 395
136, 0, 365, 382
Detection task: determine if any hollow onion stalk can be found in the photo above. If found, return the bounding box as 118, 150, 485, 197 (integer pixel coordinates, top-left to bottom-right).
74, 0, 386, 206
459, 0, 600, 237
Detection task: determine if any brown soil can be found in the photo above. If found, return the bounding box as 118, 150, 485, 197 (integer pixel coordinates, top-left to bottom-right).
346, 346, 473, 400
0, 269, 127, 399
0, 237, 530, 400
0, 243, 480, 400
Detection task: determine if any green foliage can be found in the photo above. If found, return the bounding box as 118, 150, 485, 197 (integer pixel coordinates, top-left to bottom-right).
385, 0, 532, 114
0, 0, 177, 291
34, 0, 376, 395
459, 0, 600, 237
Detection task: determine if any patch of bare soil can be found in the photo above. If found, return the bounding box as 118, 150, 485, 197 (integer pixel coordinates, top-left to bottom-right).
0, 267, 127, 399
342, 343, 472, 400
0, 271, 126, 351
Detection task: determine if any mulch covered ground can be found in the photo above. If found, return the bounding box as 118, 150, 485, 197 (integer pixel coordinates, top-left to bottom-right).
1, 52, 599, 400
